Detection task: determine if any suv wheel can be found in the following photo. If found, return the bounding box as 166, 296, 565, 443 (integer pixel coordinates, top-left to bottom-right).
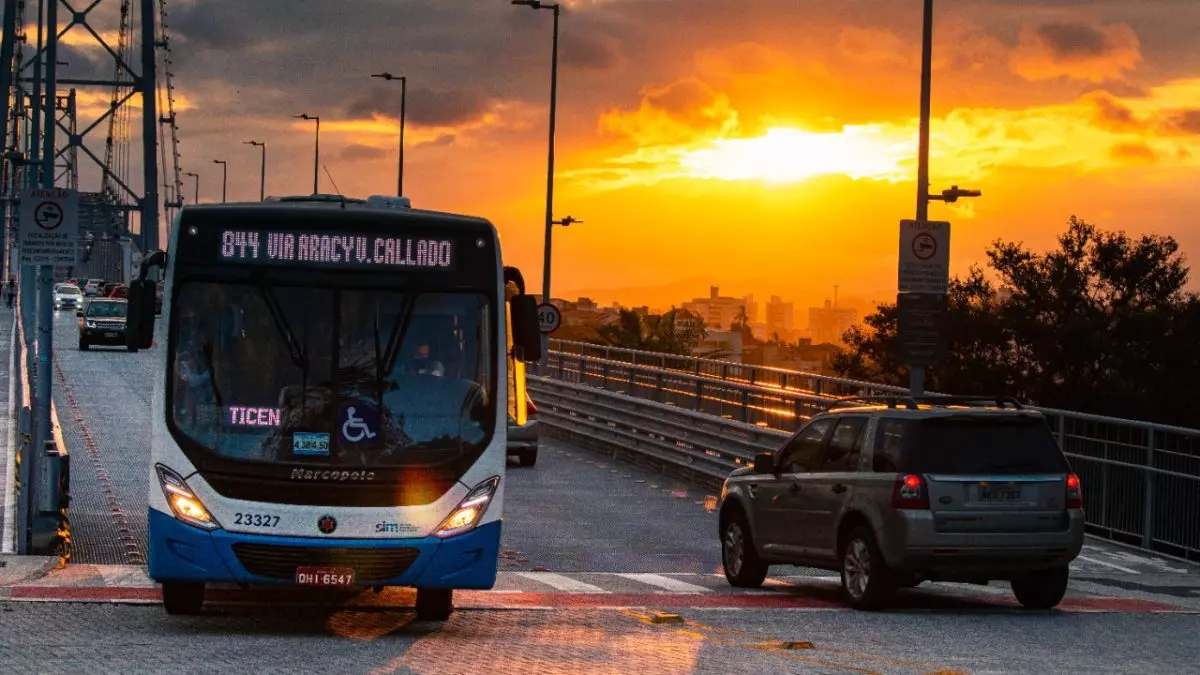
840, 527, 894, 610
1011, 566, 1069, 609
721, 510, 767, 588
518, 448, 538, 467
78, 338, 89, 351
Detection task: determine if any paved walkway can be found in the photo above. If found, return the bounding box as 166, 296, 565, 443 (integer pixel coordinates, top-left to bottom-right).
0, 305, 15, 554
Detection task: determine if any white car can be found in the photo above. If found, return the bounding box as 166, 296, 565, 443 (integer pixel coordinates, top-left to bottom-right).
83, 280, 102, 296
53, 284, 83, 311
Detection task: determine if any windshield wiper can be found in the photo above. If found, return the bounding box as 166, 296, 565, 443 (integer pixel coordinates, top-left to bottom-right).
382, 287, 420, 375
201, 341, 223, 407
256, 280, 311, 411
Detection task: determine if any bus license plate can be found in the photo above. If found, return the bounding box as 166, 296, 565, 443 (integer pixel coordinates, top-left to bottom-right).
295, 567, 355, 586
980, 485, 1021, 502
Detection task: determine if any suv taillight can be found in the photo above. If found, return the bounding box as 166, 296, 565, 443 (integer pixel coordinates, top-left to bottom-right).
891, 474, 930, 509
1066, 473, 1083, 509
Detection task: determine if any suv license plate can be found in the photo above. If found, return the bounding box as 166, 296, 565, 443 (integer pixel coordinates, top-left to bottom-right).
295, 567, 355, 586
980, 485, 1022, 502
104, 332, 118, 338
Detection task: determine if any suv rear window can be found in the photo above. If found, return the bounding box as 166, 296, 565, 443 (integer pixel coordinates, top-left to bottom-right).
877, 415, 1068, 474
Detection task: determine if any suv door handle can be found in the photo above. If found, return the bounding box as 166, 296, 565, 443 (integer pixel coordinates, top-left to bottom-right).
789, 482, 802, 493
831, 483, 848, 494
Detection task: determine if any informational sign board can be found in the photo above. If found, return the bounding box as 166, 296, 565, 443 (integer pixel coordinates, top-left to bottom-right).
896, 292, 947, 367
898, 219, 950, 295
537, 303, 561, 334
18, 188, 79, 266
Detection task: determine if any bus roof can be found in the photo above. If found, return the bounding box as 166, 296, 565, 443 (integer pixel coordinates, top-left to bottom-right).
179, 198, 495, 233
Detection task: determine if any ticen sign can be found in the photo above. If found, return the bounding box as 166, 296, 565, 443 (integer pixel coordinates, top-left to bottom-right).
898, 219, 950, 295
18, 188, 79, 266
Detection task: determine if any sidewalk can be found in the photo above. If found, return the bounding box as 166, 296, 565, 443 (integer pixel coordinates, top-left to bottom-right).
0, 305, 14, 554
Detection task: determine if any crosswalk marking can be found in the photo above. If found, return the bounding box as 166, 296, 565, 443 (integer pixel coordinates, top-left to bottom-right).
615, 573, 713, 593
516, 572, 608, 593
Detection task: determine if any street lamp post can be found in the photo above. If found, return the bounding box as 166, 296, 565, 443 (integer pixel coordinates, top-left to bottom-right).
185, 171, 199, 204
371, 72, 407, 196
513, 0, 561, 373
212, 160, 227, 203
245, 140, 267, 201
294, 113, 320, 194
908, 0, 980, 397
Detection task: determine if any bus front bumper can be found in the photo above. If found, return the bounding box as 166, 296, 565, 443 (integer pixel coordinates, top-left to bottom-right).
147, 508, 501, 590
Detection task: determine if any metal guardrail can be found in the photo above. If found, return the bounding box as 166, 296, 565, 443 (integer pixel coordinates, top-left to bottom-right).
530, 376, 787, 492
540, 345, 1200, 562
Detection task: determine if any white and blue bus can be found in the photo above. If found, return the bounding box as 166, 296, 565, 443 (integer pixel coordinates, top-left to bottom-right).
125, 196, 542, 618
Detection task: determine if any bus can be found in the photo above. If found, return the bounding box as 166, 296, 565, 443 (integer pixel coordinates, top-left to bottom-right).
125, 196, 542, 618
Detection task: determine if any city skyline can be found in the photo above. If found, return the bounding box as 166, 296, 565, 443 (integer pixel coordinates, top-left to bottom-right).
45, 1, 1200, 307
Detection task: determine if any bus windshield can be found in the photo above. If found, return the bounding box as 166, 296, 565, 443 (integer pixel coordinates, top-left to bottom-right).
168, 281, 494, 468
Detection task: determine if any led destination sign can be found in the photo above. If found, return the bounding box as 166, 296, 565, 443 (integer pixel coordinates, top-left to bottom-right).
218, 229, 456, 270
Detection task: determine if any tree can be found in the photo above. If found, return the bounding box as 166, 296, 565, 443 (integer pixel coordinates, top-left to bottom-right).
595, 308, 707, 355
730, 305, 757, 347
834, 216, 1200, 426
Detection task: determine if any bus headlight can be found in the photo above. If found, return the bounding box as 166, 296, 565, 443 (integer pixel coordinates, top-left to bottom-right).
433, 476, 500, 539
156, 464, 219, 530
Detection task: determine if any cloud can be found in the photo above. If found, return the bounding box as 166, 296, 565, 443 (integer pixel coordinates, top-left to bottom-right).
341, 144, 386, 161
1161, 110, 1200, 136
1110, 142, 1157, 163
171, 4, 256, 49
561, 30, 624, 71
1011, 21, 1142, 82
1086, 92, 1145, 132
836, 28, 912, 68
347, 87, 496, 128
598, 78, 738, 146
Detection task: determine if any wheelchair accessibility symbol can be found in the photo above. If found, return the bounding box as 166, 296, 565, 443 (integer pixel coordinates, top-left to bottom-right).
341, 406, 378, 443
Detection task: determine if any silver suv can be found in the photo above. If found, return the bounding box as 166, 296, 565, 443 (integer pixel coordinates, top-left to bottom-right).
718, 396, 1085, 610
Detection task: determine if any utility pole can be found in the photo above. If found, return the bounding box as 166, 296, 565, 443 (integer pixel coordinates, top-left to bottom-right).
370, 72, 407, 196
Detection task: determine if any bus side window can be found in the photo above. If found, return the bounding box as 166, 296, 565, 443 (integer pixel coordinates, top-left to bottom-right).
506, 282, 527, 426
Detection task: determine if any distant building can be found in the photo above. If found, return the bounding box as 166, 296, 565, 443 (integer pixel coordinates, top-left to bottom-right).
743, 294, 758, 324
682, 286, 747, 330
808, 289, 858, 346
576, 297, 598, 311
694, 329, 744, 363
765, 295, 795, 341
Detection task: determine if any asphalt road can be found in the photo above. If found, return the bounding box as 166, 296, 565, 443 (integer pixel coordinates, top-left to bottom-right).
18, 311, 1199, 674
1, 601, 1198, 674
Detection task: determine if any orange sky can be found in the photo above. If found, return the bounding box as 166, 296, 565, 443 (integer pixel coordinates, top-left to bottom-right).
56, 0, 1200, 320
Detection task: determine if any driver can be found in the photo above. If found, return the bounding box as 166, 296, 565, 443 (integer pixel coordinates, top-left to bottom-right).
174, 302, 217, 427
409, 343, 445, 377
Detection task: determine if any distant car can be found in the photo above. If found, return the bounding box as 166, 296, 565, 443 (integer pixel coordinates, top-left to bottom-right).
718, 396, 1084, 610
78, 298, 134, 352
83, 280, 102, 296
53, 284, 83, 311
507, 392, 539, 467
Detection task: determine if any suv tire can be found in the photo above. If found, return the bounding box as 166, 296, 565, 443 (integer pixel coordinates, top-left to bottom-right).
840, 527, 895, 610
1011, 566, 1069, 609
721, 510, 768, 588
78, 338, 89, 351
518, 448, 538, 467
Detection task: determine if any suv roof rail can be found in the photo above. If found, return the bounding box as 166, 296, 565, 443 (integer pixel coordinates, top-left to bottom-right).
829, 394, 1025, 411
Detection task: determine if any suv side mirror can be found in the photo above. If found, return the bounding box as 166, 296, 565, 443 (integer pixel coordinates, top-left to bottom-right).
752, 452, 775, 474
509, 295, 542, 363
125, 279, 156, 349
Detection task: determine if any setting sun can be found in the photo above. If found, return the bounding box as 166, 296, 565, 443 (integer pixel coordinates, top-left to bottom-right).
679, 126, 915, 184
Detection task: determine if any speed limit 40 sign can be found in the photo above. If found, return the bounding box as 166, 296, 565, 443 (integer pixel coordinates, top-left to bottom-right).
536, 303, 561, 334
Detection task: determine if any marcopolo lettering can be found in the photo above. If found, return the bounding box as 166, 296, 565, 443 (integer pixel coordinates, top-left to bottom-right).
290, 468, 376, 482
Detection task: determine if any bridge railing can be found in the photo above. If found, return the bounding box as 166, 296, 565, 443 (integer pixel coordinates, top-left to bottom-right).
539, 345, 1200, 563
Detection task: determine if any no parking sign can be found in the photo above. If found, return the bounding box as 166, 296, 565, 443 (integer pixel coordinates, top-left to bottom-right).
19, 188, 79, 266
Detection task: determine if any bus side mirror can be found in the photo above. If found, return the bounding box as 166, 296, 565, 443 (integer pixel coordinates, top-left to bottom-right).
126, 280, 157, 349
509, 295, 542, 363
